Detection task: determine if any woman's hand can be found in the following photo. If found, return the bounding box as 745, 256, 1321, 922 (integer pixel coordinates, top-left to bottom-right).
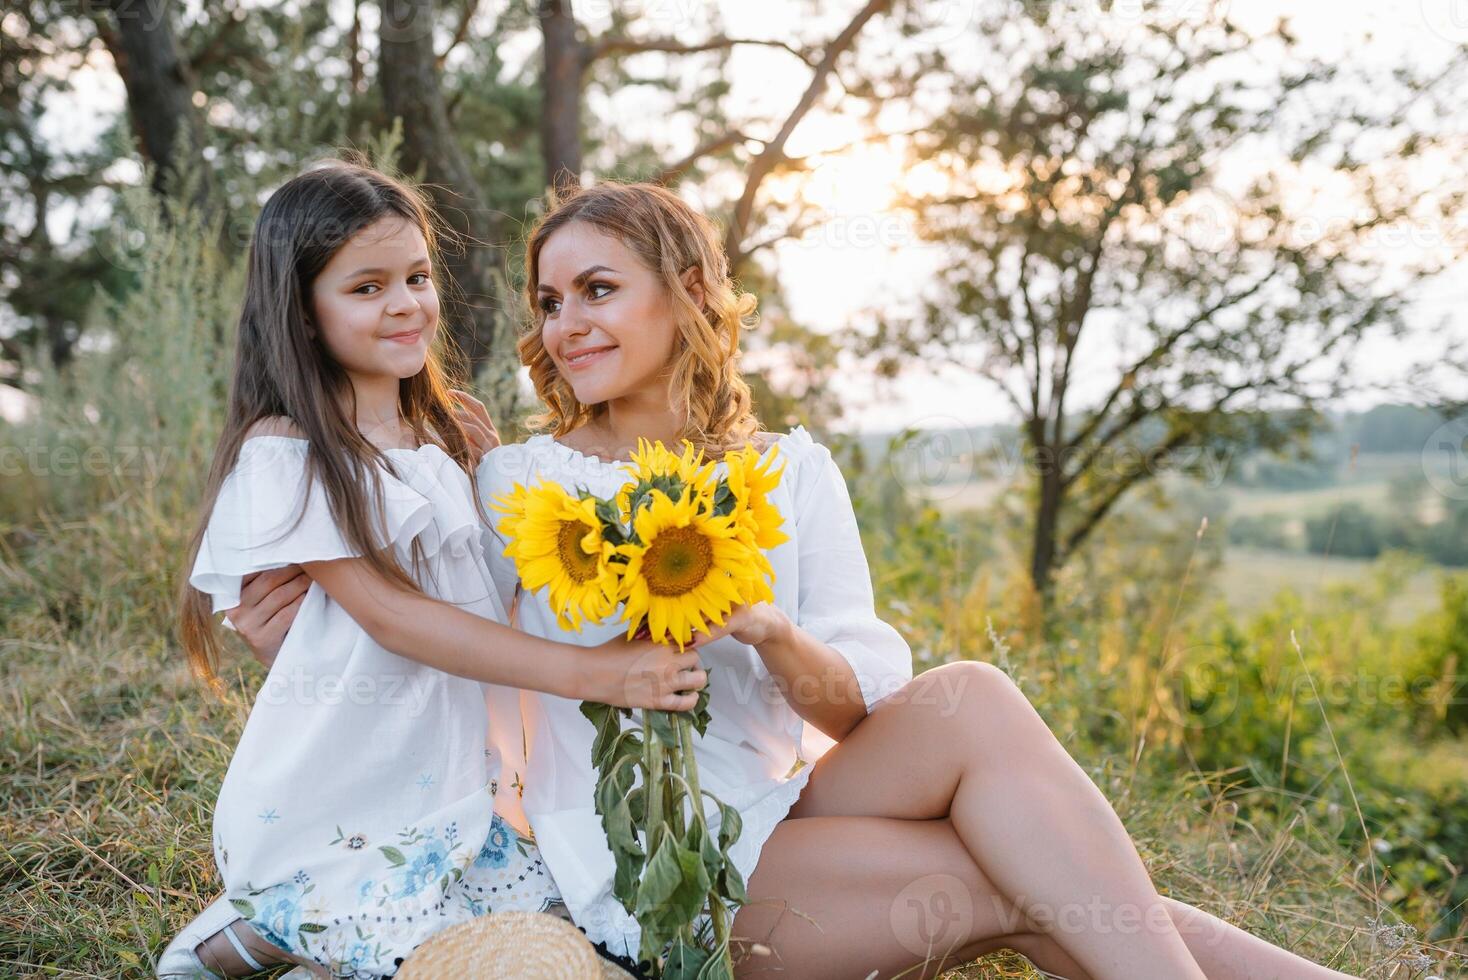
697, 602, 790, 649
227, 566, 309, 667
584, 634, 710, 711
450, 388, 500, 465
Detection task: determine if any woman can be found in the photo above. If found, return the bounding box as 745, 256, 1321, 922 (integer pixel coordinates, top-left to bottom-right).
231, 182, 1356, 980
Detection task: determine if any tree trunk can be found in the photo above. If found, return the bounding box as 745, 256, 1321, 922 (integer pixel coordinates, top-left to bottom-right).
380, 0, 505, 379
1029, 440, 1063, 615
99, 0, 212, 210
538, 0, 583, 193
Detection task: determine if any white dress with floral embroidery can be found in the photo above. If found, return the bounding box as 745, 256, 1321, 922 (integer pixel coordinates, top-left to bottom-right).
188, 436, 561, 979
475, 425, 915, 962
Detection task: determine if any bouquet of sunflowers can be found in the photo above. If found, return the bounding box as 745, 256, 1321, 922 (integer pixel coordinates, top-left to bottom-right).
491, 437, 788, 978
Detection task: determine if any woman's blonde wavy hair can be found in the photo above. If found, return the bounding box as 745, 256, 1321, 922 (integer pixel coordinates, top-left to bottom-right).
518, 181, 761, 459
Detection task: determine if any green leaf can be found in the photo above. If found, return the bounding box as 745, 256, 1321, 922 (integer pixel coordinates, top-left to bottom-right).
695, 947, 736, 980
229, 898, 256, 920
379, 845, 406, 867
714, 799, 742, 853
584, 701, 624, 770
646, 707, 678, 748
663, 935, 713, 980
298, 922, 328, 934
612, 845, 646, 914
635, 827, 711, 936
718, 860, 747, 907
691, 677, 712, 737
596, 756, 644, 860
687, 818, 722, 891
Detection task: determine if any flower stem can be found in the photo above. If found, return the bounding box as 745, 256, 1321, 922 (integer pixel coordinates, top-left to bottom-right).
678, 714, 732, 971
640, 709, 666, 967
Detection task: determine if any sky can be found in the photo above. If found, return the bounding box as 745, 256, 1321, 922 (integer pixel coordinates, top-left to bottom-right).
6, 0, 1465, 431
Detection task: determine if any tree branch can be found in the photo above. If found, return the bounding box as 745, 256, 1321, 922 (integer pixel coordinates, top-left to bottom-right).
586, 35, 814, 68
1061, 270, 1276, 466
436, 0, 480, 70
655, 129, 754, 185
723, 0, 893, 269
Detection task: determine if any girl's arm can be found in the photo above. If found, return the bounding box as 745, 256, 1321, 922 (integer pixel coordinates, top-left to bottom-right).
298, 556, 707, 710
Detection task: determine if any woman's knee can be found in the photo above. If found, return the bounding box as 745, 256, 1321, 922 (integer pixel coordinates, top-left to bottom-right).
911, 661, 1040, 732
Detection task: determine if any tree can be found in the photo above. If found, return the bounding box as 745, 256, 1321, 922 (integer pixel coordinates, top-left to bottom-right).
95, 0, 212, 209
0, 2, 133, 381
379, 0, 512, 381
530, 0, 894, 275
863, 0, 1468, 608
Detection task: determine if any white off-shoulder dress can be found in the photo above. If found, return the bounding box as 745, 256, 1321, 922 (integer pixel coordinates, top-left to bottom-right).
188, 436, 561, 979
476, 425, 915, 961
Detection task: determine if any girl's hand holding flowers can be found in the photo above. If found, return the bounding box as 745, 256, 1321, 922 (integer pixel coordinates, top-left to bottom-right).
587, 634, 710, 712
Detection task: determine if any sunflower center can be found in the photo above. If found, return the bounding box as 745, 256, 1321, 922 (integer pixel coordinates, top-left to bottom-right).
642, 526, 713, 596
556, 520, 602, 583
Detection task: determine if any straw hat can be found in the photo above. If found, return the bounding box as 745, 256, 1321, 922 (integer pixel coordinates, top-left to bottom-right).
396, 911, 639, 979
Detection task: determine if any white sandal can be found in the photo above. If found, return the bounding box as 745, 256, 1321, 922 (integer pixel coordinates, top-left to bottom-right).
157, 895, 243, 978
156, 894, 303, 978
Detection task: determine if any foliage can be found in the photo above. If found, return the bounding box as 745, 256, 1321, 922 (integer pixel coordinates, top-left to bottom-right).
858, 0, 1468, 597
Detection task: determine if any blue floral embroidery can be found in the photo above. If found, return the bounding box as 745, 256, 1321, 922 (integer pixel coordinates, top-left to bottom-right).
472, 814, 512, 870
230, 878, 315, 952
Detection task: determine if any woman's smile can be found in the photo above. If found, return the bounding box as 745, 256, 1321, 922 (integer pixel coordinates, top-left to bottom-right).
563, 344, 617, 370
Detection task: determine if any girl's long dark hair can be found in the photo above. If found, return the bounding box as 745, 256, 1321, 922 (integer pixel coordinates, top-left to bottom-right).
178, 160, 483, 688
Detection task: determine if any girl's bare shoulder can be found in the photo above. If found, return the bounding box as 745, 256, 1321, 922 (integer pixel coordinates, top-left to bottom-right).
243, 416, 305, 441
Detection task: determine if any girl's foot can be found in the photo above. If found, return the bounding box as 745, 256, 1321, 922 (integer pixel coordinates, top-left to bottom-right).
156, 895, 291, 978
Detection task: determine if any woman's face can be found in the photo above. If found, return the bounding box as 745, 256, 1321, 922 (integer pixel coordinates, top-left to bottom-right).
535, 220, 701, 407
311, 214, 439, 385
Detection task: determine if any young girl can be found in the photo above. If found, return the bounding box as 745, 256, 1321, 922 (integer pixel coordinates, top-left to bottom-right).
236, 181, 1360, 980
160, 163, 706, 979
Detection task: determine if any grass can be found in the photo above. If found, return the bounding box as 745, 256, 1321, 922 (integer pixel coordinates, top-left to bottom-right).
3, 518, 1458, 980
0, 624, 1417, 978
0, 441, 1459, 978
1215, 547, 1442, 624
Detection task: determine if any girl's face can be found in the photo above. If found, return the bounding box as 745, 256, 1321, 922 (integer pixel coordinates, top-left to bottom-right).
535, 221, 701, 406
311, 215, 439, 386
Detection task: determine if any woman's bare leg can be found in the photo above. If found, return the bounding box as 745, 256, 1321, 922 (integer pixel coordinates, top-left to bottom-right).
1159, 896, 1356, 979
731, 813, 1094, 980
778, 661, 1354, 979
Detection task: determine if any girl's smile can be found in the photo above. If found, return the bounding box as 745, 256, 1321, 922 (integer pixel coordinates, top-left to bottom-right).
312, 214, 439, 388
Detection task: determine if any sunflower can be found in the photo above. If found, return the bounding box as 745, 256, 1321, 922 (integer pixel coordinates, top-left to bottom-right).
723, 443, 790, 550
491, 481, 619, 632
616, 486, 762, 651
627, 438, 717, 489
719, 443, 789, 603
618, 438, 717, 521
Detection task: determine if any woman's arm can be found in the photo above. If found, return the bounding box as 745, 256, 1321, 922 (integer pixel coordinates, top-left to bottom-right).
716, 603, 868, 742
228, 567, 310, 667
238, 556, 707, 711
